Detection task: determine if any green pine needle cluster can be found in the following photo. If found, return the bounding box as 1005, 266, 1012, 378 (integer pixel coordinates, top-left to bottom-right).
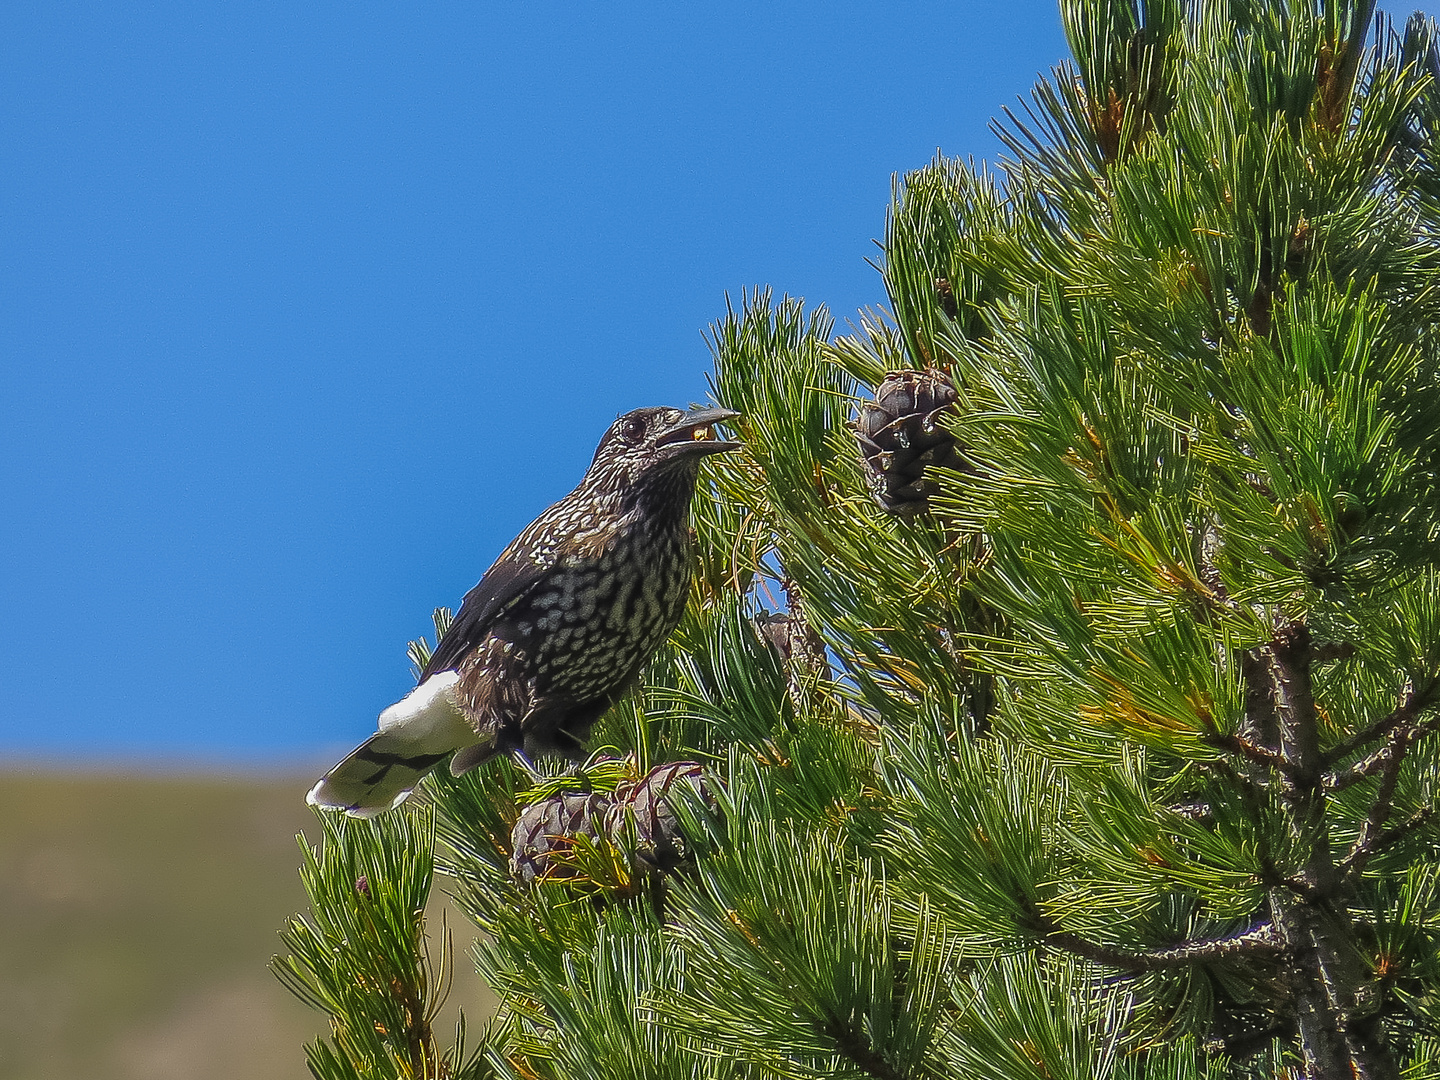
273, 808, 489, 1080
277, 3, 1440, 1078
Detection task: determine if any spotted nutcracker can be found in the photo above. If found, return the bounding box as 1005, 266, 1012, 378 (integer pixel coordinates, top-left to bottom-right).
308, 406, 740, 817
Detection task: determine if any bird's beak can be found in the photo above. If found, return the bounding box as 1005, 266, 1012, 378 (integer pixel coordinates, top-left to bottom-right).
654, 407, 742, 458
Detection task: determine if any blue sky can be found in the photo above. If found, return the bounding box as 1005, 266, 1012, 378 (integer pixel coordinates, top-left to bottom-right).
1, 3, 1434, 763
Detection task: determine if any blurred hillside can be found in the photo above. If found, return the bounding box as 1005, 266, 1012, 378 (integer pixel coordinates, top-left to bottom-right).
0, 768, 492, 1080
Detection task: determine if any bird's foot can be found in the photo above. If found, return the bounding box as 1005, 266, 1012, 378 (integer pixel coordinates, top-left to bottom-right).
509, 749, 546, 785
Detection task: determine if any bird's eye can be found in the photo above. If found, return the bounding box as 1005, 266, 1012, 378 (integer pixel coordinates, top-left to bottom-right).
622, 417, 647, 443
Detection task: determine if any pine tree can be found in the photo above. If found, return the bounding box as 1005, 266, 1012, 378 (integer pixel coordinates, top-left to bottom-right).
276, 3, 1440, 1078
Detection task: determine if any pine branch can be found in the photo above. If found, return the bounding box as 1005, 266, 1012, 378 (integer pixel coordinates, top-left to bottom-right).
1257, 857, 1328, 904
1312, 642, 1357, 664
274, 809, 452, 1080
1322, 678, 1440, 769
1206, 730, 1308, 781
1209, 1020, 1295, 1061
1270, 625, 1324, 797
1030, 906, 1284, 973
1197, 516, 1232, 608
1324, 681, 1440, 874
1240, 645, 1281, 763
1254, 625, 1402, 1079
1325, 732, 1415, 795
1340, 803, 1438, 880
817, 1007, 908, 1080
1336, 783, 1428, 892
1255, 624, 1360, 1077
1339, 741, 1408, 882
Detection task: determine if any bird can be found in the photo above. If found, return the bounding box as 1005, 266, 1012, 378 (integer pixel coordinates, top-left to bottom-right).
308, 405, 740, 817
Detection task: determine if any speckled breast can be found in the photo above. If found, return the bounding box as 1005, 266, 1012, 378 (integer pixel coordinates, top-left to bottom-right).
514, 521, 692, 701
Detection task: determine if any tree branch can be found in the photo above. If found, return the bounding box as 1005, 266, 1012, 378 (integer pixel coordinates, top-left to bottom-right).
818, 1008, 906, 1080
1255, 623, 1395, 1076
1256, 855, 1327, 902
1339, 739, 1407, 882
1323, 679, 1438, 768
1240, 643, 1280, 754
1326, 732, 1416, 794
1312, 641, 1357, 664
1197, 516, 1241, 614
1207, 730, 1308, 781
1269, 625, 1322, 795
1035, 914, 1284, 972
1339, 803, 1438, 879
1206, 1019, 1296, 1061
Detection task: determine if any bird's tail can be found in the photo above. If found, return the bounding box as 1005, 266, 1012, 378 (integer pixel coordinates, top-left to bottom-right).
308, 669, 484, 817
307, 733, 455, 818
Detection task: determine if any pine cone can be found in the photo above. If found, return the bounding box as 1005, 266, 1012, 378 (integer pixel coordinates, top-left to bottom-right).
509, 791, 613, 885
608, 762, 712, 875
853, 368, 966, 516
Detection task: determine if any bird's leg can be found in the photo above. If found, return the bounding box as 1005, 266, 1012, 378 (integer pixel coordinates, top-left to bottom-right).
510, 749, 592, 794
562, 761, 592, 792
510, 749, 546, 785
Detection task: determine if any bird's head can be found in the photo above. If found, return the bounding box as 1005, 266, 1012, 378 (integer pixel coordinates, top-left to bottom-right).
583, 406, 741, 501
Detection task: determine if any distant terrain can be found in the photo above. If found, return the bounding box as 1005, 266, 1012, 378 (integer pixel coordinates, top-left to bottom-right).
0, 768, 492, 1080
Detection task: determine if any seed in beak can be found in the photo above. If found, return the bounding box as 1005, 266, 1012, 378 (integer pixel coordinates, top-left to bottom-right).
693, 425, 713, 441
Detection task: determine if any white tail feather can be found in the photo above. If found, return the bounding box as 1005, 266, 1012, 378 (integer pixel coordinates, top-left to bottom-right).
308, 671, 477, 817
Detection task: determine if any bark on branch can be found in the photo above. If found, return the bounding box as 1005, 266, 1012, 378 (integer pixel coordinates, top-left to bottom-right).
1207, 730, 1307, 780
1326, 714, 1440, 794
1031, 909, 1285, 973
1339, 803, 1438, 879
1323, 679, 1438, 769
1259, 624, 1399, 1080
818, 1008, 906, 1080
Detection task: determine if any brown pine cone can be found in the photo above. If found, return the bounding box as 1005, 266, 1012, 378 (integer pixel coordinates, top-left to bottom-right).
508, 791, 613, 885
853, 368, 967, 516
608, 762, 713, 875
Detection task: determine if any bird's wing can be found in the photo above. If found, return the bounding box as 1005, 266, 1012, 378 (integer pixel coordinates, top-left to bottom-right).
421, 544, 550, 678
